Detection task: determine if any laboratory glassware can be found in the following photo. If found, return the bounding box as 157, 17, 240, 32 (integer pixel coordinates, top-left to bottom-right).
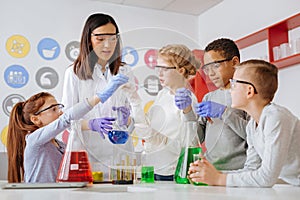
174, 121, 205, 185
56, 120, 93, 183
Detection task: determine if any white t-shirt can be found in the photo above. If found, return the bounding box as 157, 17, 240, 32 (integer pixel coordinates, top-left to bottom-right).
227, 103, 300, 187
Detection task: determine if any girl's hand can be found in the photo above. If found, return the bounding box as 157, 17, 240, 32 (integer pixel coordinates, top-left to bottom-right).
88, 117, 116, 139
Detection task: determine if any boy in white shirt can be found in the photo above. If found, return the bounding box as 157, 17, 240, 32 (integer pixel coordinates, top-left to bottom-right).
188, 59, 300, 187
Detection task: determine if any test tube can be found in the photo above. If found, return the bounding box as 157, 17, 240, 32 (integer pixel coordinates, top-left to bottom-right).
121, 159, 125, 180
132, 158, 137, 182
116, 163, 121, 180
126, 155, 130, 180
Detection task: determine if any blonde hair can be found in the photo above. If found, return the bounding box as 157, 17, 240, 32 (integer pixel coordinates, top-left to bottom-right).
238, 59, 278, 101
158, 44, 200, 78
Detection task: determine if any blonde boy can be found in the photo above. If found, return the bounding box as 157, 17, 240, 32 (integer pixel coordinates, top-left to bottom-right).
188, 59, 300, 187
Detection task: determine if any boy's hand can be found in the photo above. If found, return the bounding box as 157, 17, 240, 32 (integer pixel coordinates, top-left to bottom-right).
188, 156, 226, 186
196, 101, 226, 119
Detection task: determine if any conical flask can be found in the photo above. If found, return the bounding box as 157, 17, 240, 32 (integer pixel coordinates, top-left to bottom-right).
174, 121, 206, 185
108, 99, 130, 144
56, 120, 93, 183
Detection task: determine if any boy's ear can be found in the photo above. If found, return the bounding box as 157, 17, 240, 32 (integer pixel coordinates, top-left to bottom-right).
232, 56, 240, 66
247, 85, 255, 98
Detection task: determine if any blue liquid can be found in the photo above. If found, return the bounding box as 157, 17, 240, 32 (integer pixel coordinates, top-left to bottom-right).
108, 130, 129, 144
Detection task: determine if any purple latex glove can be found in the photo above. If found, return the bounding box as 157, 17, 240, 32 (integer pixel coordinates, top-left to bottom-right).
175, 88, 192, 110
112, 106, 130, 126
88, 117, 116, 139
195, 101, 226, 119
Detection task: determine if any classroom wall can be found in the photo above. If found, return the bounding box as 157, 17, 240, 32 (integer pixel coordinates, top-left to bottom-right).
198, 0, 300, 118
0, 0, 199, 152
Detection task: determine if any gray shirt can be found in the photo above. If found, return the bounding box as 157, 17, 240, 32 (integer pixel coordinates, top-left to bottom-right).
186, 89, 248, 170
227, 103, 300, 187
24, 99, 93, 183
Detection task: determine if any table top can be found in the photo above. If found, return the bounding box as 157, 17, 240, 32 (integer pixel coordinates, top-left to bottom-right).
1, 181, 300, 200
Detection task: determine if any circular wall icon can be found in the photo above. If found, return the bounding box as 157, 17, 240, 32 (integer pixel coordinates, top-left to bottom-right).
35, 67, 59, 89
122, 46, 139, 67
143, 75, 162, 96
37, 38, 60, 60
65, 41, 80, 62
1, 126, 8, 147
2, 94, 26, 116
144, 49, 158, 69
6, 35, 30, 58
4, 65, 29, 88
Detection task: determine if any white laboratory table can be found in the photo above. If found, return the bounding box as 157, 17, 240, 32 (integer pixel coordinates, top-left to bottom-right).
1, 181, 300, 200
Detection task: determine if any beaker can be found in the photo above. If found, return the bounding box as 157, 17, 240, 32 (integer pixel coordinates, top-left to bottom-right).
56, 120, 93, 183
141, 166, 154, 183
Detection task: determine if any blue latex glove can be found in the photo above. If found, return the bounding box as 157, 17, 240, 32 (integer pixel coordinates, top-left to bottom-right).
97, 74, 129, 103
88, 117, 116, 139
112, 106, 130, 126
174, 88, 192, 110
196, 101, 226, 119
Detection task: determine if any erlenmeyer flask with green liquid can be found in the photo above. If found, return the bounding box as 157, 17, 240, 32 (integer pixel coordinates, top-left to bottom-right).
174, 121, 207, 186
174, 147, 207, 185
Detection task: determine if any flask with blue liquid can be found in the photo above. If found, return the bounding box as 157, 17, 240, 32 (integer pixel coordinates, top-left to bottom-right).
108, 130, 129, 144
108, 99, 131, 145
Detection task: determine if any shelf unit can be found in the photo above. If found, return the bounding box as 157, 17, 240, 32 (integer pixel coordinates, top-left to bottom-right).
191, 13, 300, 101
235, 12, 300, 69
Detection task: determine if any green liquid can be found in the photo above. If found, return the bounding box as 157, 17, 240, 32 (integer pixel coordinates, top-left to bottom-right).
141, 166, 154, 183
192, 181, 208, 186
174, 147, 207, 186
